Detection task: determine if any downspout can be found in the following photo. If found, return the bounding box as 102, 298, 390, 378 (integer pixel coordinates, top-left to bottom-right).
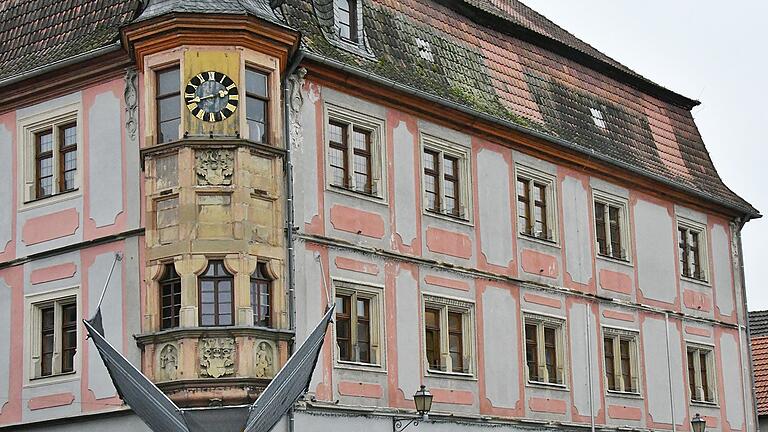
665, 313, 677, 432
734, 216, 759, 430
283, 48, 306, 432
585, 306, 596, 432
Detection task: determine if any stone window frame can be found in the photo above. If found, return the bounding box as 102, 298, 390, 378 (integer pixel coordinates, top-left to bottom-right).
514, 163, 559, 244
24, 287, 80, 384
602, 326, 641, 395
686, 342, 718, 404
17, 102, 83, 209
419, 134, 473, 224
240, 48, 282, 147
332, 279, 386, 370
592, 189, 632, 263
422, 293, 476, 377
323, 103, 387, 203
144, 50, 184, 146
522, 312, 568, 387
677, 217, 710, 284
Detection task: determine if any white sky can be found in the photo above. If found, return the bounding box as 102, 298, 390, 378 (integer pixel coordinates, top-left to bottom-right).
520, 0, 768, 310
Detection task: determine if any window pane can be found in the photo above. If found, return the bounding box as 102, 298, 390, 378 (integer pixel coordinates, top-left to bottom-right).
517, 178, 531, 234
245, 69, 268, 97
679, 228, 690, 278
158, 117, 180, 144
604, 337, 615, 390
335, 295, 352, 361
448, 312, 463, 372
157, 67, 179, 96
687, 350, 697, 400
425, 308, 441, 370
620, 339, 632, 392
62, 124, 77, 146
525, 323, 538, 381
700, 351, 710, 401
544, 327, 557, 383
595, 202, 607, 255
38, 131, 53, 154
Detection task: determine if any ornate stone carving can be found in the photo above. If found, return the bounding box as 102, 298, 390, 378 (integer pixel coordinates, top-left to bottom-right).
254, 341, 274, 378
199, 338, 235, 378
124, 67, 138, 141
158, 343, 179, 381
287, 68, 307, 149
196, 149, 234, 186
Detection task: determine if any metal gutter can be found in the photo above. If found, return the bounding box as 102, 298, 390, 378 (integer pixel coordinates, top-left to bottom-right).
302, 51, 760, 220
0, 42, 123, 88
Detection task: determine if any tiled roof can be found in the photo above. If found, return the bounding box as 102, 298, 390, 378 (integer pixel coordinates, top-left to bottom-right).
752, 335, 768, 415
750, 311, 768, 338
281, 0, 758, 216
0, 0, 140, 80
0, 0, 758, 216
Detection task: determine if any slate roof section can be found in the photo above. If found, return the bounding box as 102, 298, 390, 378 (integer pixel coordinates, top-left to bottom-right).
280, 0, 758, 216
750, 311, 768, 338
134, 0, 285, 26
750, 311, 768, 415
0, 0, 140, 80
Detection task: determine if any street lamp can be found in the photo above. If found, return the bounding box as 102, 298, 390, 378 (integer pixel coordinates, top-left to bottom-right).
691, 413, 706, 432
393, 385, 433, 432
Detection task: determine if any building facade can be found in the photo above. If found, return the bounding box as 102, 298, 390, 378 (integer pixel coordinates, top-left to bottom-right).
0, 0, 760, 431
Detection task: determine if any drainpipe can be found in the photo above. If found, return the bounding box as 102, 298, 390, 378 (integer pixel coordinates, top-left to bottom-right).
585, 306, 596, 432
664, 312, 677, 432
734, 216, 759, 431
282, 47, 306, 432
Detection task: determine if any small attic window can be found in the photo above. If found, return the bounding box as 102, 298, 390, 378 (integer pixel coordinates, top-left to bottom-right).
590, 107, 607, 129
416, 38, 434, 62
334, 0, 359, 42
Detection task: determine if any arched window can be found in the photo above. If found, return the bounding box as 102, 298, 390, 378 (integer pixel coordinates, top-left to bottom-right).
251, 263, 272, 328
159, 264, 182, 330
334, 0, 358, 41
199, 260, 234, 326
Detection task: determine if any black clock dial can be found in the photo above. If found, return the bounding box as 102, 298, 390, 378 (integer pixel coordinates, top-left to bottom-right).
184, 71, 239, 122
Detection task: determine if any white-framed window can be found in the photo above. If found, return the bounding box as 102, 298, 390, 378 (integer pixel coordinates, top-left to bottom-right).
677, 219, 709, 282
421, 135, 471, 221
27, 290, 79, 380
686, 344, 716, 403
423, 294, 475, 375
602, 327, 640, 394
18, 103, 82, 205
593, 190, 630, 262
325, 104, 385, 199
334, 280, 384, 367
333, 0, 361, 42
515, 165, 558, 242
523, 313, 566, 385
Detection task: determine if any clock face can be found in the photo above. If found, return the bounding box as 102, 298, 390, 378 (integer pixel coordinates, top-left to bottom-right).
184, 71, 239, 122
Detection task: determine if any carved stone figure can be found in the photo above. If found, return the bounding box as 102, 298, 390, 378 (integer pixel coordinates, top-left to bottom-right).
196, 149, 234, 186
287, 68, 307, 149
200, 338, 236, 378
124, 68, 138, 141
254, 341, 273, 378
158, 344, 178, 381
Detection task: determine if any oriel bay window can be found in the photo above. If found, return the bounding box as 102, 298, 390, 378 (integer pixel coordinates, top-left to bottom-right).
159, 264, 182, 330
33, 297, 77, 378
524, 314, 565, 385
156, 65, 181, 144
593, 192, 629, 261
423, 295, 474, 374
687, 344, 716, 403
245, 67, 269, 143
678, 221, 708, 282
334, 281, 382, 366
603, 329, 639, 393
250, 263, 272, 328
199, 260, 234, 326
516, 166, 556, 241
34, 122, 78, 199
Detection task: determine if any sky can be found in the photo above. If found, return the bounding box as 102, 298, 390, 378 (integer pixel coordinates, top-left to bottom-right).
520, 0, 768, 310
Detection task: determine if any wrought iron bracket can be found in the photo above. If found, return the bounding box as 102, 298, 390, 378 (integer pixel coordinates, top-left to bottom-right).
393, 417, 422, 432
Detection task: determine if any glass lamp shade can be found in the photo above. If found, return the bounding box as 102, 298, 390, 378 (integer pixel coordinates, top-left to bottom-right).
413, 385, 433, 415
691, 413, 706, 432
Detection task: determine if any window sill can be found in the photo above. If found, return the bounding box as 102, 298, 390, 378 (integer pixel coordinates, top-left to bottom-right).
336, 361, 387, 374
606, 390, 643, 399
20, 189, 81, 212
596, 253, 633, 267
690, 400, 719, 408
681, 276, 711, 288
525, 381, 569, 392
426, 369, 477, 381
328, 184, 387, 206
26, 371, 78, 388
518, 233, 560, 248
424, 209, 473, 227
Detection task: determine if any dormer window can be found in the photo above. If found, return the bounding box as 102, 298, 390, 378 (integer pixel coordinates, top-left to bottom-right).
334, 0, 358, 42
590, 107, 607, 130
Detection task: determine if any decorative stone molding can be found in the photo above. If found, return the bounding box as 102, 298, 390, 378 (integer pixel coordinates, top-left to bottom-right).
199, 337, 236, 378
158, 343, 179, 381
124, 67, 138, 141
288, 68, 307, 149
195, 149, 234, 186
254, 341, 274, 378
